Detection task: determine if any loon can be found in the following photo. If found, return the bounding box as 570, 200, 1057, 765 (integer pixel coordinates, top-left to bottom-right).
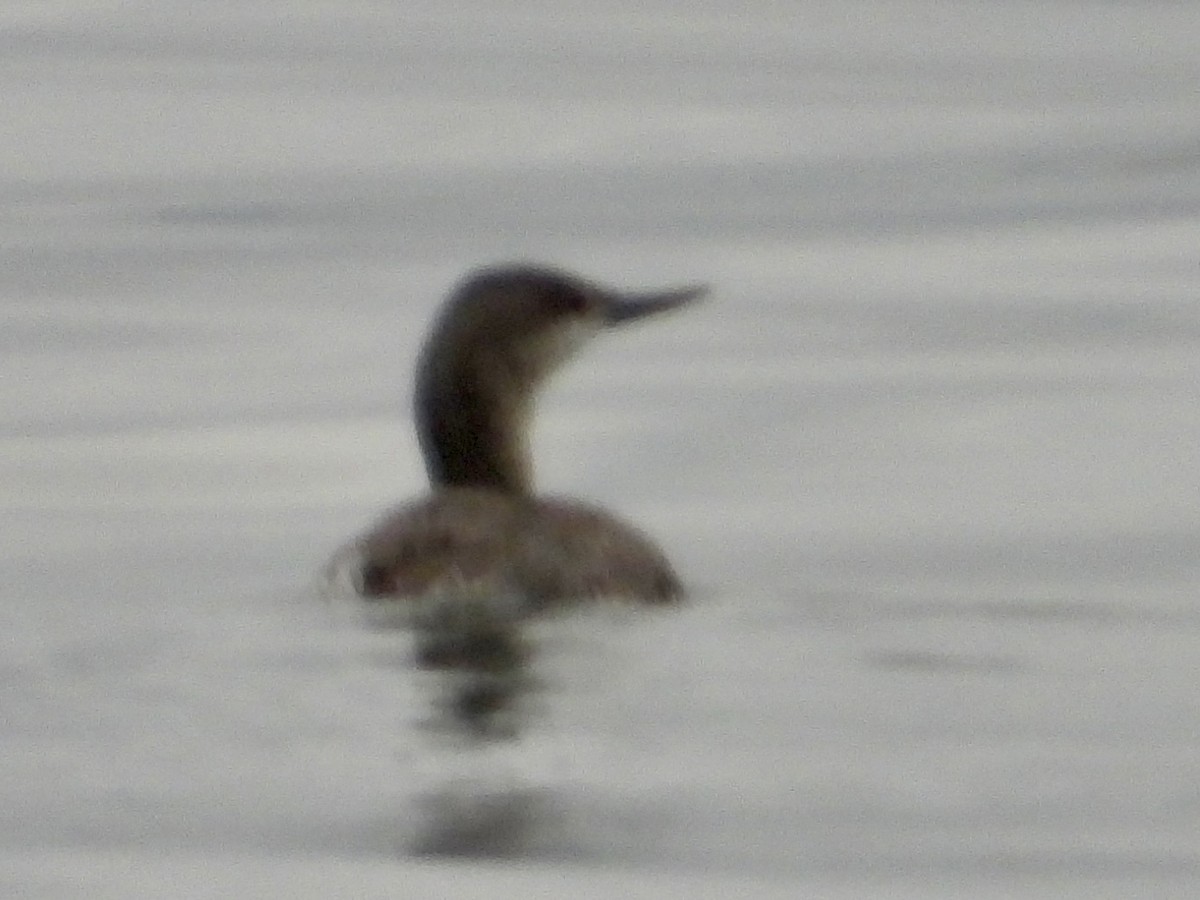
353, 264, 705, 612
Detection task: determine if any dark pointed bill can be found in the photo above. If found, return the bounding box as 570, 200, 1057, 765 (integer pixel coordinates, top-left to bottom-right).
604, 284, 708, 325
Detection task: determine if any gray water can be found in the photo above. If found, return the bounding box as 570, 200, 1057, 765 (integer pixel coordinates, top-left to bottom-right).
3, 2, 1199, 896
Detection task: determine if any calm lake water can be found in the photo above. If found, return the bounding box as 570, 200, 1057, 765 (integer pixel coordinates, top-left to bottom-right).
3, 2, 1199, 895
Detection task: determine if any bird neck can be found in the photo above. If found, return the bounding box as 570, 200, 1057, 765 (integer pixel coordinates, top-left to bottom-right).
414, 344, 535, 495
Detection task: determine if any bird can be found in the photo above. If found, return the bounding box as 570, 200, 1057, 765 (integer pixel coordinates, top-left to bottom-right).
352, 263, 705, 615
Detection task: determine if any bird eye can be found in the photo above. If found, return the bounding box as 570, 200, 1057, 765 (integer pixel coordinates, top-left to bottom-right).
548, 284, 590, 315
